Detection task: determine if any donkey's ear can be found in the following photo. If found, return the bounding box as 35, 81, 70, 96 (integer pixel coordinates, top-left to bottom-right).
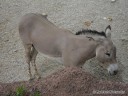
105, 25, 111, 38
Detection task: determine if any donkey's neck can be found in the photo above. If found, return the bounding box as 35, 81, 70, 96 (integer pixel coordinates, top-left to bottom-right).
69, 35, 99, 60
76, 35, 105, 60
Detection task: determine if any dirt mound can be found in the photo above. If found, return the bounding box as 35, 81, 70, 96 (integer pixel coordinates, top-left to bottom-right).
0, 67, 128, 96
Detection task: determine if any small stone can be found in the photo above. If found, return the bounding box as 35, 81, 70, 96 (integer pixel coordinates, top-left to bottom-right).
103, 17, 113, 22
4, 39, 9, 42
103, 17, 107, 20
84, 21, 93, 27
108, 17, 113, 21
111, 0, 116, 3
14, 50, 18, 52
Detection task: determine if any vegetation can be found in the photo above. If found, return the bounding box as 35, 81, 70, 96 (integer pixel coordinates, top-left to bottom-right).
11, 86, 41, 96
33, 90, 41, 96
16, 86, 26, 96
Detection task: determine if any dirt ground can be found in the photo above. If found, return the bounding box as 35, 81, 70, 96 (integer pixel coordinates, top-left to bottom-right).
0, 67, 128, 96
0, 0, 128, 83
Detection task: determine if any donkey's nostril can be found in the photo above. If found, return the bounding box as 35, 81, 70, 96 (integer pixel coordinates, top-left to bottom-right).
113, 70, 118, 75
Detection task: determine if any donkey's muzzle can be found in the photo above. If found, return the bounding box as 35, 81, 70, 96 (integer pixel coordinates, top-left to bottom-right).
109, 70, 118, 75
107, 64, 118, 75
113, 70, 118, 75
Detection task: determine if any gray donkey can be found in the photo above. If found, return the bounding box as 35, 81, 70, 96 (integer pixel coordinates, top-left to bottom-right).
19, 13, 118, 80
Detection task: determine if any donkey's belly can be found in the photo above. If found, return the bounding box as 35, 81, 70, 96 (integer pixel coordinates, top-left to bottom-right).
38, 52, 63, 63
33, 41, 62, 57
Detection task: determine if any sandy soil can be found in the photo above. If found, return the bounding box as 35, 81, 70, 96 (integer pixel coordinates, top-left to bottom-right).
0, 0, 128, 83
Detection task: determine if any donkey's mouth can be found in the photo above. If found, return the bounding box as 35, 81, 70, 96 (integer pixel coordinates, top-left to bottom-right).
109, 70, 118, 75
107, 64, 118, 75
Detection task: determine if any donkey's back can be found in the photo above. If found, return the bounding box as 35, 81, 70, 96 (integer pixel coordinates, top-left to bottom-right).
19, 13, 72, 57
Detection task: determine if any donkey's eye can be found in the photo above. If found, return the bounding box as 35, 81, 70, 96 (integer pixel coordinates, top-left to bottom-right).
105, 53, 110, 56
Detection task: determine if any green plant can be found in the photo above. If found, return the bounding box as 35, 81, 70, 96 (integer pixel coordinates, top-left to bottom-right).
16, 86, 26, 96
33, 90, 41, 96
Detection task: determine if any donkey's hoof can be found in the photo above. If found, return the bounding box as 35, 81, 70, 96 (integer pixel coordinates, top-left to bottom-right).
35, 75, 41, 80
29, 77, 34, 81
36, 75, 41, 80
34, 74, 41, 80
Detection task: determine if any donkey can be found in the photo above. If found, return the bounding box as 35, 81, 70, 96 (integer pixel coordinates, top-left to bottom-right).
19, 13, 118, 80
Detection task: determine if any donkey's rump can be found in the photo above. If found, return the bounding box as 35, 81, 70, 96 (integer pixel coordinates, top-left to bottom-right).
19, 13, 71, 57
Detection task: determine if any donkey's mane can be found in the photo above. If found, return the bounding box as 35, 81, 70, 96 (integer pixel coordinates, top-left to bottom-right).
75, 29, 106, 37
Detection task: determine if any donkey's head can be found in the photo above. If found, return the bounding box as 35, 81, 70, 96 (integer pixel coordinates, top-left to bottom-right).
76, 25, 118, 75
95, 25, 118, 75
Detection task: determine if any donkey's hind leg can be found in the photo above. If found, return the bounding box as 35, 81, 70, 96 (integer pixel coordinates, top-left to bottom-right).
24, 44, 33, 80
31, 45, 41, 79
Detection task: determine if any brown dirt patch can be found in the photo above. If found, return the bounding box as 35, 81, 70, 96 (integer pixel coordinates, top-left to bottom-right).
0, 67, 128, 96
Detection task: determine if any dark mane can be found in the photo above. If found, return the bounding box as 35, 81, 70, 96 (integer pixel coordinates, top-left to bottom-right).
75, 29, 106, 37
